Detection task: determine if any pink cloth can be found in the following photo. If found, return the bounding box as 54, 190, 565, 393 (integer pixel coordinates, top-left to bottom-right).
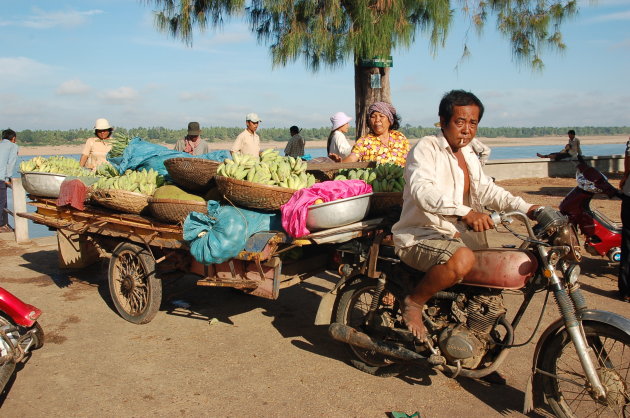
57, 179, 89, 210
281, 180, 372, 238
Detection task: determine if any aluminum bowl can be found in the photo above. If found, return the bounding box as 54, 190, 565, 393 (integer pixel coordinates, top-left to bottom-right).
21, 171, 68, 198
306, 192, 372, 231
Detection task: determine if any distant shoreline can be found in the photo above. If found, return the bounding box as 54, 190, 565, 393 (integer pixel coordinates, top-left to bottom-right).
16, 135, 628, 156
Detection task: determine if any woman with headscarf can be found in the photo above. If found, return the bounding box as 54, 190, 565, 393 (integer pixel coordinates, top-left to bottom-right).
330, 102, 410, 166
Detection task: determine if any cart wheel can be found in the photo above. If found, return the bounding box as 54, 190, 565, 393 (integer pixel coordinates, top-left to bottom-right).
108, 242, 162, 324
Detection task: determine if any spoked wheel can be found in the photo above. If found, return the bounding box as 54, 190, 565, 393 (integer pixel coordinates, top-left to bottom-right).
334, 278, 407, 377
540, 322, 629, 417
108, 242, 162, 324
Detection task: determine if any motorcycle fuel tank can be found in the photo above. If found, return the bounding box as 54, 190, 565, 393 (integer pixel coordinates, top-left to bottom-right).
462, 249, 538, 289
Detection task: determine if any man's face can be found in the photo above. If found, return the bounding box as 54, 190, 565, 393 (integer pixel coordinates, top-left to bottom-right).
247, 120, 259, 133
568, 132, 575, 140
440, 105, 480, 152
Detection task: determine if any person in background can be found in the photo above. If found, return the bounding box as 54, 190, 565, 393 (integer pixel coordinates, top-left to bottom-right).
330, 102, 409, 166
0, 129, 18, 233
470, 137, 491, 166
284, 125, 304, 158
617, 136, 630, 303
392, 89, 540, 343
232, 113, 262, 159
536, 129, 582, 161
174, 122, 210, 156
80, 118, 113, 170
327, 112, 353, 159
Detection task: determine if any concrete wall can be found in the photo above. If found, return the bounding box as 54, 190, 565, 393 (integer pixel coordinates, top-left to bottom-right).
484, 155, 624, 181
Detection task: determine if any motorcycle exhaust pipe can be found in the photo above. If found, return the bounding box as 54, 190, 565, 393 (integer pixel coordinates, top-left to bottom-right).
329, 322, 428, 363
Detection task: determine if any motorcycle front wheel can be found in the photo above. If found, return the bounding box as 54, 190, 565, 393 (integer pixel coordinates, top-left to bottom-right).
540, 322, 629, 417
334, 278, 407, 377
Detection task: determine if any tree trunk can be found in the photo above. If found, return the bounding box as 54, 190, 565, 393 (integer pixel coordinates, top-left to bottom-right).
354, 62, 392, 139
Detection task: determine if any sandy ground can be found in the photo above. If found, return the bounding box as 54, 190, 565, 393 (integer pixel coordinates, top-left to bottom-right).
0, 176, 627, 417
17, 135, 630, 156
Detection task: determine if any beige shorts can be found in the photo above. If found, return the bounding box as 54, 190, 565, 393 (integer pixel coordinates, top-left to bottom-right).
395, 238, 466, 273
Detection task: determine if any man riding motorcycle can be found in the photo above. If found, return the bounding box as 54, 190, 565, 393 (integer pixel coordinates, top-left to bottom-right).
392, 89, 540, 343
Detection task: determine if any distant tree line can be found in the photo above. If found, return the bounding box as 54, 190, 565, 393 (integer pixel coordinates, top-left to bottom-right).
12, 125, 630, 146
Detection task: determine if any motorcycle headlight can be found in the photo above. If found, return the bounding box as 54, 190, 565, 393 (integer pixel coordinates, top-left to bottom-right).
564, 264, 581, 285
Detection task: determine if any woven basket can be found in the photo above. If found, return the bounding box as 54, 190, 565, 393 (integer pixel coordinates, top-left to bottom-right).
215, 176, 295, 211
91, 189, 149, 214
164, 158, 221, 192
369, 192, 403, 216
148, 198, 208, 224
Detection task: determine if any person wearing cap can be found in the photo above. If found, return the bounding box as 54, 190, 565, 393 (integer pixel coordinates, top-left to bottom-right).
330, 102, 410, 166
174, 122, 210, 156
284, 125, 304, 158
327, 112, 353, 159
80, 118, 114, 169
232, 113, 262, 159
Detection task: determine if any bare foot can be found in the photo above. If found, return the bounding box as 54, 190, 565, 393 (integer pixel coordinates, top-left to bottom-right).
536, 153, 545, 158
402, 296, 426, 342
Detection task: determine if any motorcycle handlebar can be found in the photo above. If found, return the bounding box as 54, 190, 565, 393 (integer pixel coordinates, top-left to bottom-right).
490, 210, 537, 239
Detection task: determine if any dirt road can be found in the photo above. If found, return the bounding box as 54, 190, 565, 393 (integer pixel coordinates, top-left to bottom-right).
0, 178, 628, 417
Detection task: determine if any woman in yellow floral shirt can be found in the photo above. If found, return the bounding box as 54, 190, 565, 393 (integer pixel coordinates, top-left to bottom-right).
330, 102, 409, 166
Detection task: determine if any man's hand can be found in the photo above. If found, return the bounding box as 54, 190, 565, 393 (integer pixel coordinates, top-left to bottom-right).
526, 205, 542, 220
460, 210, 494, 232
328, 153, 341, 162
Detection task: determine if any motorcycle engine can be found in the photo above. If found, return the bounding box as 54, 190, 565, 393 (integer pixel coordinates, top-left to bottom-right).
437, 293, 506, 369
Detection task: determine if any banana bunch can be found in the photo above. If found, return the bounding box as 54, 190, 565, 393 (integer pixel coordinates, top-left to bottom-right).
95, 162, 119, 178
92, 168, 165, 196
107, 133, 132, 158
217, 150, 316, 190
19, 156, 93, 177
334, 163, 405, 193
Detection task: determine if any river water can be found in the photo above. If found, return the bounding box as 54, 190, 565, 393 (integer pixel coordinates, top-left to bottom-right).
7, 144, 626, 239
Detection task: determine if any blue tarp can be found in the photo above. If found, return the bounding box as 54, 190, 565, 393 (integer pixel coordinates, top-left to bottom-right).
108, 137, 231, 179
183, 200, 281, 265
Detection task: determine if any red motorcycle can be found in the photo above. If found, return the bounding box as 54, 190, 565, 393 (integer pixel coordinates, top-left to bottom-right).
559, 157, 622, 262
0, 287, 44, 395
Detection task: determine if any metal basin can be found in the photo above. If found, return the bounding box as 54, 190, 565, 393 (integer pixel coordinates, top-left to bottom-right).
306, 193, 372, 231
21, 172, 67, 198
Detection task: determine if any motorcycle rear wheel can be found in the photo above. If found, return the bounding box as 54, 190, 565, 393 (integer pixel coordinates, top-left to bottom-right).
540, 322, 629, 417
108, 242, 162, 324
334, 278, 407, 377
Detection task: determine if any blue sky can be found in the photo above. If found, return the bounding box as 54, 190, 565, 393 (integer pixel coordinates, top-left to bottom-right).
1, 1, 628, 131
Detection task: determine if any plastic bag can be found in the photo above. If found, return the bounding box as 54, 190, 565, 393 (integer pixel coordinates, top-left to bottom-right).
184, 201, 281, 265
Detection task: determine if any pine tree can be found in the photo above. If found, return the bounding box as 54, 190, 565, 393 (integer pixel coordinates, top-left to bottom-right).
145, 0, 578, 137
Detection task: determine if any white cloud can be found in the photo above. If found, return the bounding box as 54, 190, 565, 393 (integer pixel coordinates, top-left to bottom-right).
21, 7, 103, 29
101, 87, 139, 104
179, 91, 211, 102
0, 56, 53, 79
56, 79, 91, 95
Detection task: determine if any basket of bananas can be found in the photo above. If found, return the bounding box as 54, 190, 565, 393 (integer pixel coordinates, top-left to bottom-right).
90, 168, 164, 214
214, 150, 317, 211
334, 163, 405, 216
163, 158, 220, 192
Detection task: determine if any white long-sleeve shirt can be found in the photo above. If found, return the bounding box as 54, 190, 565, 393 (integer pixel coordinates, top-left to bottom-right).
392, 133, 531, 248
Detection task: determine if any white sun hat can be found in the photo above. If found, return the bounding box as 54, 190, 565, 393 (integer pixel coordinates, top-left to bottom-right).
94, 118, 112, 130
330, 112, 352, 130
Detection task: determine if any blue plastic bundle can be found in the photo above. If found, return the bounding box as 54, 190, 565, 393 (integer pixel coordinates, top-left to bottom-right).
183, 201, 281, 265
108, 138, 231, 179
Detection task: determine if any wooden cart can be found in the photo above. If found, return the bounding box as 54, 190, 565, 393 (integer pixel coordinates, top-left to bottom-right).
19, 197, 382, 324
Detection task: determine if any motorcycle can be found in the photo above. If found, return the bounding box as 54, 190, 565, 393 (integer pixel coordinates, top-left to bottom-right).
559, 157, 622, 262
316, 207, 630, 417
0, 287, 44, 395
